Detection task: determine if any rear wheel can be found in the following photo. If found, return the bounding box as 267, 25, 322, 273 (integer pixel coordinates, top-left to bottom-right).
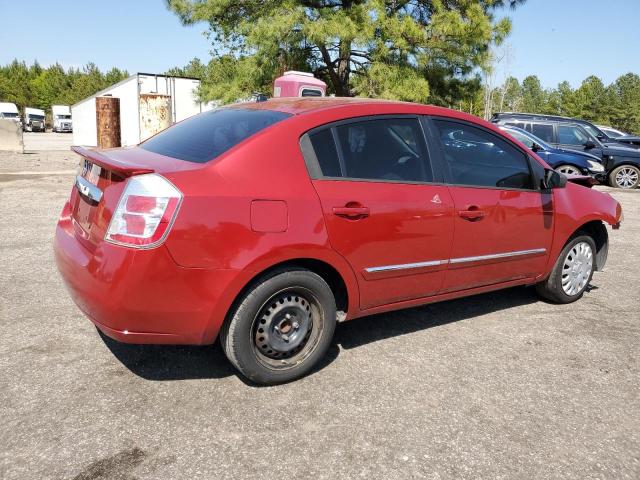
536, 235, 596, 304
220, 268, 336, 385
555, 164, 581, 176
609, 165, 640, 189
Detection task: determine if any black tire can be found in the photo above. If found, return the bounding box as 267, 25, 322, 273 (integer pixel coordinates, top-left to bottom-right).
609, 165, 640, 189
219, 268, 336, 385
536, 235, 596, 304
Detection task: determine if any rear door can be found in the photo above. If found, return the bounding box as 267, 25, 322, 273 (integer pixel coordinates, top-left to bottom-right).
428, 118, 554, 292
301, 116, 454, 310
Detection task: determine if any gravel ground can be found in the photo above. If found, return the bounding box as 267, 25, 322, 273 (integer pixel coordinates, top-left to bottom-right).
0, 152, 638, 479
23, 132, 74, 152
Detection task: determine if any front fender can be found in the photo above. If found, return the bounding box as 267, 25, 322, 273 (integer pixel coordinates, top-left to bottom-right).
545, 183, 622, 274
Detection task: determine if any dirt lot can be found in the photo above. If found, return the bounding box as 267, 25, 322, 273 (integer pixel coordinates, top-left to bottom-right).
1, 151, 638, 479
23, 131, 74, 152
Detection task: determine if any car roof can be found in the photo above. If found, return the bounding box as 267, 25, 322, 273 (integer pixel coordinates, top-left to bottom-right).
228, 97, 463, 117
494, 112, 592, 124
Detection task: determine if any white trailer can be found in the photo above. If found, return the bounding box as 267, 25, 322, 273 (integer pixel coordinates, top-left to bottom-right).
52, 105, 73, 133
24, 107, 46, 132
72, 73, 214, 147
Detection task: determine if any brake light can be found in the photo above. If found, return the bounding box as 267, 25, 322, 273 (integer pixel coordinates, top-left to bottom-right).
105, 174, 182, 248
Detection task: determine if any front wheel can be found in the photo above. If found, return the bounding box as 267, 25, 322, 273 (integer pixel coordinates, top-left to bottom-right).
609, 165, 640, 189
220, 268, 336, 385
536, 235, 596, 304
555, 164, 582, 176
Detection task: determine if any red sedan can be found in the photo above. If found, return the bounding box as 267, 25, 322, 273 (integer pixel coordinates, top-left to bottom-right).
55, 98, 623, 384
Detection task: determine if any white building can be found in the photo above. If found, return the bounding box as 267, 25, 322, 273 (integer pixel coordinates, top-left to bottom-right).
72, 73, 215, 147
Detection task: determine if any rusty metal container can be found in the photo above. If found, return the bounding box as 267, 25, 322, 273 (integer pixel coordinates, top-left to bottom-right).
139, 94, 172, 142
95, 96, 121, 148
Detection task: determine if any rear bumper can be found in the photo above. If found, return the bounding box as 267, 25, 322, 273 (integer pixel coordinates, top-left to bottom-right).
54, 202, 240, 345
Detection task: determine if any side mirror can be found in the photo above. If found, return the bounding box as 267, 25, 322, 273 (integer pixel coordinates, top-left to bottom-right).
531, 142, 542, 153
584, 140, 596, 149
542, 169, 567, 189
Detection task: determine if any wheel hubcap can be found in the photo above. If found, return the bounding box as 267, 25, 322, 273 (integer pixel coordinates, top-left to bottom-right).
616, 167, 639, 188
561, 242, 593, 296
557, 166, 580, 175
254, 293, 313, 360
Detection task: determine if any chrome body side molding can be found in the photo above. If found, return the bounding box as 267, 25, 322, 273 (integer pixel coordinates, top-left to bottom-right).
364, 248, 547, 275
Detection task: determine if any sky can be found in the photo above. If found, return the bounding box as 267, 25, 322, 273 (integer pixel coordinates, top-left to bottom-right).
1, 0, 639, 89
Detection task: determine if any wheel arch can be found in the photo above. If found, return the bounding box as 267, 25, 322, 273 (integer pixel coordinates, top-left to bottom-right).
239, 258, 351, 315
569, 220, 609, 271
200, 253, 359, 345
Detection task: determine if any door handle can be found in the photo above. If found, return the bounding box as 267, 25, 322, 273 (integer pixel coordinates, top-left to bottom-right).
332, 205, 370, 219
458, 206, 485, 221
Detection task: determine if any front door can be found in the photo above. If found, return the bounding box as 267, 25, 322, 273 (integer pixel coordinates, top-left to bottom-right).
302, 116, 454, 309
429, 118, 554, 292
557, 124, 604, 157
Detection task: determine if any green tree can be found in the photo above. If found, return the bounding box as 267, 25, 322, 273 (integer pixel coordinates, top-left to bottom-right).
610, 73, 640, 133
167, 0, 526, 103
520, 75, 546, 113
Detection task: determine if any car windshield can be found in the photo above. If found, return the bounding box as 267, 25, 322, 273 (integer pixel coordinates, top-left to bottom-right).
29, 114, 45, 120
504, 127, 552, 150
140, 107, 291, 163
2, 112, 18, 118
57, 114, 71, 120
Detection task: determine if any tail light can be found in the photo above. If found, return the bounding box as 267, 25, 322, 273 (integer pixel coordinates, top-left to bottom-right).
105, 174, 182, 248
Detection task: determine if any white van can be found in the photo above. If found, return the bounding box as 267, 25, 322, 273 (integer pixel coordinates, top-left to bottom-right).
24, 107, 46, 132
52, 105, 73, 133
0, 102, 21, 126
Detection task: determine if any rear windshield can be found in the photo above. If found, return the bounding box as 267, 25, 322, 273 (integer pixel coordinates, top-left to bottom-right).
140, 108, 291, 163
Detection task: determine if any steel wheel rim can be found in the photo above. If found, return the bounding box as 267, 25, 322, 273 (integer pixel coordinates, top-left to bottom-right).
615, 167, 639, 188
561, 241, 593, 296
251, 287, 323, 371
557, 165, 581, 176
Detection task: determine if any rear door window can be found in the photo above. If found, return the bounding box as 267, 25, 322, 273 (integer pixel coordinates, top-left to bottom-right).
305, 117, 432, 183
530, 123, 554, 143
433, 119, 533, 190
140, 108, 291, 162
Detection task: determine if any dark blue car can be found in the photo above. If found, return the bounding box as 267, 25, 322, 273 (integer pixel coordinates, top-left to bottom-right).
498, 125, 606, 179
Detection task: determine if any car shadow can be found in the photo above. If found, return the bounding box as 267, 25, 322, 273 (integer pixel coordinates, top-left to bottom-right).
334, 285, 540, 351
100, 285, 540, 383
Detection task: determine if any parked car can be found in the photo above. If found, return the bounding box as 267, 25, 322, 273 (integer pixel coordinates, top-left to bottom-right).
55, 99, 623, 385
615, 136, 640, 149
596, 125, 628, 138
493, 112, 634, 148
498, 125, 605, 178
594, 124, 640, 150
493, 114, 640, 188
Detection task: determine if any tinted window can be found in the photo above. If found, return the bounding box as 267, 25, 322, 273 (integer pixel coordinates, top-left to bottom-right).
434, 120, 533, 189
309, 129, 341, 177
557, 125, 589, 146
140, 108, 291, 163
301, 88, 323, 97
531, 123, 554, 143
333, 118, 431, 182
